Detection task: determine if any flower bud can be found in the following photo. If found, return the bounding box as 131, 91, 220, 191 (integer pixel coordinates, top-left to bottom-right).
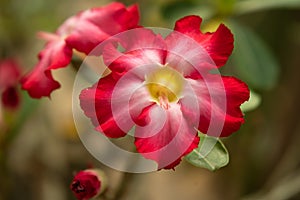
70, 169, 107, 200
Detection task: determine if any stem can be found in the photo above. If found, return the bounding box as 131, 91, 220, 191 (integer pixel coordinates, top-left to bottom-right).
113, 172, 134, 200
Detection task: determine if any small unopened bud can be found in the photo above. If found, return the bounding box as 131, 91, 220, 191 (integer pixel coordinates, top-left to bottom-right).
70, 169, 107, 200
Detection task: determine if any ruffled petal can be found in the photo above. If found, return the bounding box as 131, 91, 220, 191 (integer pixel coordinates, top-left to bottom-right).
223, 77, 250, 117
22, 3, 139, 99
115, 28, 166, 53
64, 2, 140, 54
102, 28, 166, 75
185, 75, 249, 137
80, 74, 127, 138
80, 72, 152, 138
21, 39, 72, 98
134, 103, 199, 170
165, 31, 215, 78
174, 15, 234, 67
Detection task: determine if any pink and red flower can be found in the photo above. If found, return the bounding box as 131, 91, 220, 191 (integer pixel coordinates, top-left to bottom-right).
70, 169, 106, 200
0, 59, 21, 109
79, 16, 250, 170
21, 2, 139, 98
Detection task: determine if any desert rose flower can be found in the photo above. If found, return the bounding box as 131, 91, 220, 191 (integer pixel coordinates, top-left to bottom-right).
70, 169, 107, 200
80, 16, 250, 169
0, 59, 21, 109
21, 2, 139, 98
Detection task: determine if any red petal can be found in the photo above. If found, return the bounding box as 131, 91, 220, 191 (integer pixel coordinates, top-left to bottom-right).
70, 170, 101, 200
165, 31, 216, 78
175, 15, 203, 33
21, 39, 72, 98
134, 104, 199, 170
185, 75, 249, 137
80, 72, 152, 138
104, 48, 165, 77
115, 28, 165, 53
0, 59, 21, 90
103, 28, 166, 75
80, 75, 127, 138
124, 4, 140, 29
64, 2, 140, 54
174, 15, 234, 67
223, 76, 250, 117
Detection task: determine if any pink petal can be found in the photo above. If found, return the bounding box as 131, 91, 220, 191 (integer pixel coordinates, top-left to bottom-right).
184, 75, 249, 137
102, 29, 166, 75
114, 28, 166, 53
21, 39, 72, 98
165, 31, 216, 78
22, 3, 139, 99
104, 48, 165, 77
80, 72, 152, 138
134, 104, 199, 170
64, 2, 140, 54
174, 15, 234, 67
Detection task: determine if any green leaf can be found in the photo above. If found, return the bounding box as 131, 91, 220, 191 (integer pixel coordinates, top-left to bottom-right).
235, 0, 300, 15
241, 90, 261, 112
212, 0, 237, 15
185, 133, 229, 171
230, 23, 280, 90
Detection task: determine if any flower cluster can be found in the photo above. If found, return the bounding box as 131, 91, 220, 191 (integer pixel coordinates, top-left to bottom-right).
23, 2, 249, 171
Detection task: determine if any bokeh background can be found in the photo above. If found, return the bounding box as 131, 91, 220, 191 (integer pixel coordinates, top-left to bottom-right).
1, 0, 300, 199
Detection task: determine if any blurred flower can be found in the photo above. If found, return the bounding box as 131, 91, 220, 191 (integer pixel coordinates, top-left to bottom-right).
70, 169, 107, 200
21, 2, 140, 98
80, 16, 250, 170
0, 59, 21, 110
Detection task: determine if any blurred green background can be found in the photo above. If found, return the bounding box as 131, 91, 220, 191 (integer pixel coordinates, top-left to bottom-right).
1, 0, 300, 199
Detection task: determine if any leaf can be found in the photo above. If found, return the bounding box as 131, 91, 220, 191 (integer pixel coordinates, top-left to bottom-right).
185, 133, 229, 171
241, 90, 261, 112
212, 0, 237, 15
230, 23, 280, 90
235, 0, 300, 15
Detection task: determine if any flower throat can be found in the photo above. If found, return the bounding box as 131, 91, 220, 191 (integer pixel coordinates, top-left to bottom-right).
145, 66, 184, 109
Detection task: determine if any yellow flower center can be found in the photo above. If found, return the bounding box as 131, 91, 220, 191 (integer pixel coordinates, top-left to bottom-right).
145, 66, 184, 109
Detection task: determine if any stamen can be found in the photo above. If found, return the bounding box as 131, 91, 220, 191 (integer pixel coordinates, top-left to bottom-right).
145, 66, 184, 109
159, 94, 170, 110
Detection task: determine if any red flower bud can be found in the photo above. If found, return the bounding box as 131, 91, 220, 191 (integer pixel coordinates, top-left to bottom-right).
70, 169, 107, 200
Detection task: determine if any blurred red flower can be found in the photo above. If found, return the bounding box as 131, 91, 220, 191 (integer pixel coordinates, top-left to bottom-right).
0, 59, 21, 109
80, 16, 250, 169
21, 2, 139, 98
